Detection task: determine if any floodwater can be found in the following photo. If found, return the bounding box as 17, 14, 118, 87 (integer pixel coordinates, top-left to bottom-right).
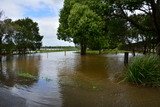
0, 52, 160, 107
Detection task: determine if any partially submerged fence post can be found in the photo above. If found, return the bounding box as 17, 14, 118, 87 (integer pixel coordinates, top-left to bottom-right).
124, 52, 129, 64
64, 50, 66, 56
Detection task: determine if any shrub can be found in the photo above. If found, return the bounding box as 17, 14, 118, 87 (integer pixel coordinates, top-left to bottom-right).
126, 55, 160, 86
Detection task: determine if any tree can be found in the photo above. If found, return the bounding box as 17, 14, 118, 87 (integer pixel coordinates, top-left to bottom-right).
0, 11, 5, 54
14, 18, 43, 54
0, 11, 43, 55
57, 0, 73, 42
106, 0, 160, 54
2, 19, 15, 54
0, 12, 15, 54
58, 0, 160, 55
58, 1, 104, 55
88, 36, 109, 54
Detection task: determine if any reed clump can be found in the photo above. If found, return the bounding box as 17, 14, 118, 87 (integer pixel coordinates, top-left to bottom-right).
126, 55, 160, 86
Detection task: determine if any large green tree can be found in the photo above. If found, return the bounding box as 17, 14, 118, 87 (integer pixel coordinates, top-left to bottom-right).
0, 11, 43, 55
58, 1, 104, 55
14, 18, 43, 54
68, 3, 104, 55
58, 0, 160, 55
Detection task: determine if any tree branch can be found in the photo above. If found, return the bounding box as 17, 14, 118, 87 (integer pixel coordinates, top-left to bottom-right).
117, 5, 154, 32
138, 8, 151, 15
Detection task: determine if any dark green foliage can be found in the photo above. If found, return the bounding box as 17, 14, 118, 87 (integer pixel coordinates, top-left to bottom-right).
126, 55, 160, 86
58, 0, 160, 54
0, 18, 15, 54
0, 16, 43, 55
14, 18, 43, 53
58, 1, 105, 55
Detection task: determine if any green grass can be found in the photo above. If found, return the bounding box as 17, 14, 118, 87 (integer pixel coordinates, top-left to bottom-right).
125, 55, 160, 86
86, 50, 101, 54
17, 72, 37, 80
38, 48, 78, 53
86, 49, 128, 55
105, 49, 128, 54
38, 50, 64, 53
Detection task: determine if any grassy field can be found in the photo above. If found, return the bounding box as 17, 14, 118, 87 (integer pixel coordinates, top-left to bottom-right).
38, 46, 79, 53
86, 49, 129, 55
38, 50, 65, 53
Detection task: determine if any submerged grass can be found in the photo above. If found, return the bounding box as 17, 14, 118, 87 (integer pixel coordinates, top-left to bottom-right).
17, 72, 37, 80
125, 54, 160, 86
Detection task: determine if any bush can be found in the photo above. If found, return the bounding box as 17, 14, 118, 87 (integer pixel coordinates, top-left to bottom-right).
126, 55, 160, 86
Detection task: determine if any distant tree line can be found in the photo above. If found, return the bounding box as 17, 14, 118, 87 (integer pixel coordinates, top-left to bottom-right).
58, 0, 160, 55
41, 46, 77, 50
42, 46, 75, 49
0, 11, 43, 55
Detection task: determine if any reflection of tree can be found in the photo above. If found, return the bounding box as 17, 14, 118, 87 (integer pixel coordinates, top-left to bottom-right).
58, 54, 160, 107
58, 54, 109, 107
0, 55, 41, 87
75, 55, 108, 80
0, 56, 15, 86
105, 54, 126, 81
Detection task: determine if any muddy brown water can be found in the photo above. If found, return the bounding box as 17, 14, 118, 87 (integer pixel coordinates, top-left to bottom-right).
0, 52, 160, 107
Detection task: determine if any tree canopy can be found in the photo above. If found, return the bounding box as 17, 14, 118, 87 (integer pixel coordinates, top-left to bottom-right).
58, 0, 160, 55
0, 13, 43, 55
58, 0, 106, 55
14, 18, 43, 54
68, 3, 104, 55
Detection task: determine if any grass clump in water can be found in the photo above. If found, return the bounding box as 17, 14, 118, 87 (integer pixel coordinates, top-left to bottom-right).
17, 72, 37, 80
126, 55, 160, 86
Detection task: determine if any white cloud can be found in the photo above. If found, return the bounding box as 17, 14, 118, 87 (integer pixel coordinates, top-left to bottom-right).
0, 0, 24, 19
33, 16, 74, 46
0, 0, 73, 46
34, 17, 59, 36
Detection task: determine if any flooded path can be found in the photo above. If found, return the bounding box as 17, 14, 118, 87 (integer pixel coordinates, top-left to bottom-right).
0, 52, 160, 107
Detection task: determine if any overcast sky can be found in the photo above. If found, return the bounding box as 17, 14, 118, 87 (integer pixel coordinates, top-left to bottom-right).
0, 0, 74, 46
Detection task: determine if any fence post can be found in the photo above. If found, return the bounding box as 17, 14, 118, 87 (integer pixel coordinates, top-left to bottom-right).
124, 52, 129, 64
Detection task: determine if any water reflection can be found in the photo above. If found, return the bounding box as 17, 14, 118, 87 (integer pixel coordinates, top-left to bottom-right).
58, 54, 122, 107
58, 53, 160, 107
0, 52, 160, 107
0, 55, 40, 87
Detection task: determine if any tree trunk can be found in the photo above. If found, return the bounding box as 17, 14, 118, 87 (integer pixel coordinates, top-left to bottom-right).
81, 43, 86, 55
0, 57, 2, 69
143, 44, 147, 55
99, 49, 102, 54
156, 43, 160, 55
0, 37, 2, 55
132, 48, 135, 56
151, 0, 160, 55
156, 36, 160, 55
